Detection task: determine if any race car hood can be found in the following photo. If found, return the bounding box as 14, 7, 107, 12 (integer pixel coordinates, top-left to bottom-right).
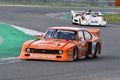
27, 39, 74, 50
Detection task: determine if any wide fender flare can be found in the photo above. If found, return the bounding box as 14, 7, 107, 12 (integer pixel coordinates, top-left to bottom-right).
62, 43, 77, 51
22, 40, 34, 46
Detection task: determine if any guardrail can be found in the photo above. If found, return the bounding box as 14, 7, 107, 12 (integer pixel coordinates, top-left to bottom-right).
0, 0, 114, 6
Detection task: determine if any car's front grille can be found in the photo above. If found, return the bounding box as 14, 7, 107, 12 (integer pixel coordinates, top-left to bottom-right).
26, 48, 61, 54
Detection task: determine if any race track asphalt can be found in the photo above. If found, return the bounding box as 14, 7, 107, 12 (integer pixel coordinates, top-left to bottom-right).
0, 5, 120, 80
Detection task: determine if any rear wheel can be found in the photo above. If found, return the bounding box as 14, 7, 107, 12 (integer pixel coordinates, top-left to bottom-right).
73, 47, 78, 61
94, 44, 100, 58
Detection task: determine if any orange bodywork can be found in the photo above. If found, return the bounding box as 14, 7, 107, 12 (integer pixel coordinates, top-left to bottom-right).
19, 27, 102, 61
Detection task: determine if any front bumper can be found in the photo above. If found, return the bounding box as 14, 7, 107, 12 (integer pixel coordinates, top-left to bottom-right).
19, 52, 73, 61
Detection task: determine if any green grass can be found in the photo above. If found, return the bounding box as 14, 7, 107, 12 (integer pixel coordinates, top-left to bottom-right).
104, 14, 120, 23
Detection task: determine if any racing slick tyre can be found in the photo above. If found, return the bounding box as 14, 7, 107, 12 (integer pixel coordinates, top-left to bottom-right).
73, 47, 78, 61
94, 44, 100, 58
102, 26, 106, 27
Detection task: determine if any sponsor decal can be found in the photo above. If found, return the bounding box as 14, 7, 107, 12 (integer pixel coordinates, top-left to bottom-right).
82, 47, 88, 51
60, 30, 75, 34
80, 46, 88, 54
30, 54, 56, 59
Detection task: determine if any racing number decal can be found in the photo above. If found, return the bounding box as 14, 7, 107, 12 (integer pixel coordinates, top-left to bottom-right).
79, 42, 88, 56
91, 21, 98, 23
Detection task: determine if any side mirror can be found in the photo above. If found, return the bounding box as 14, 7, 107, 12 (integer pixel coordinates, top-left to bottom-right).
78, 36, 82, 41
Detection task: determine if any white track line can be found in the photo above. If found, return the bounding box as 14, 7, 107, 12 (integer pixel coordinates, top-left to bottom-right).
12, 25, 43, 35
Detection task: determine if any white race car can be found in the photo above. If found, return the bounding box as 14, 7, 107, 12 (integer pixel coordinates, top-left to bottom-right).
71, 10, 107, 27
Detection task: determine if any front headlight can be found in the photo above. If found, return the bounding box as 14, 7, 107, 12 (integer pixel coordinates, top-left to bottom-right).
26, 48, 35, 53
26, 48, 31, 52
58, 50, 63, 54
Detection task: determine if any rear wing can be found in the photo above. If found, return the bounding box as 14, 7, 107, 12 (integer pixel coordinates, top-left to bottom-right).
87, 28, 100, 38
71, 10, 103, 16
71, 10, 85, 17
90, 12, 103, 17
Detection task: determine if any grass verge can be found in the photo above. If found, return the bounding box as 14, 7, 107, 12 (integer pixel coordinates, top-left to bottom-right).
0, 22, 37, 58
104, 14, 120, 24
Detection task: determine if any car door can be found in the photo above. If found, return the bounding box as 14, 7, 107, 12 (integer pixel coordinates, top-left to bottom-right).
78, 30, 92, 57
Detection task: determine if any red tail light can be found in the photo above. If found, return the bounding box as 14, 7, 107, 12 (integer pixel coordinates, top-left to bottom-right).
102, 17, 106, 21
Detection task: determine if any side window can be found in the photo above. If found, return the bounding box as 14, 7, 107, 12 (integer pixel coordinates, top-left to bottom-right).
84, 31, 91, 40
78, 31, 84, 41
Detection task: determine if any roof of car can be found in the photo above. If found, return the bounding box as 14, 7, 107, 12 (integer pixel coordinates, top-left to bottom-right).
49, 27, 86, 31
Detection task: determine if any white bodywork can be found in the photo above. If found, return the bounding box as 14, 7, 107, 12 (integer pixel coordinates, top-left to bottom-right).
71, 10, 107, 27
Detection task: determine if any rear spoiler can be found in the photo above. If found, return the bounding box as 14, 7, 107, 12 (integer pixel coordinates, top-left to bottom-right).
71, 10, 85, 13
87, 28, 100, 37
71, 10, 85, 17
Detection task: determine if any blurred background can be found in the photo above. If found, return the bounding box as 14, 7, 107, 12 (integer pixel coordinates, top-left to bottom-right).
0, 0, 119, 6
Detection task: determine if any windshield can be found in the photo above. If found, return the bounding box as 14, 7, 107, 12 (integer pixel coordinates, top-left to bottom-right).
44, 29, 77, 40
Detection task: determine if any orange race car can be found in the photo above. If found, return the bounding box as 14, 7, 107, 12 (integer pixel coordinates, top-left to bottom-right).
19, 27, 102, 61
